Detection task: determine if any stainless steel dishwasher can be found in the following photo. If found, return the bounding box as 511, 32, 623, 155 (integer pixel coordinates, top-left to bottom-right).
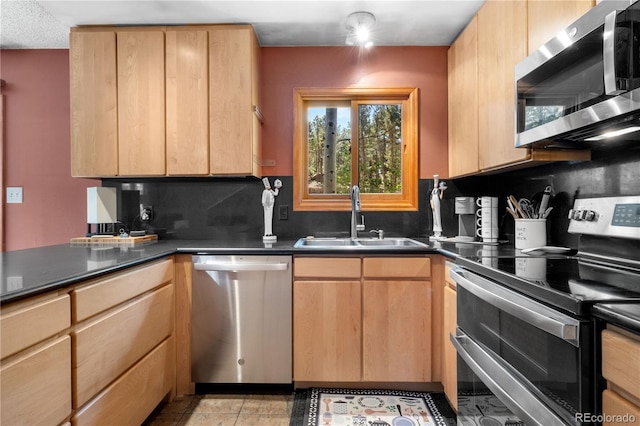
191, 255, 292, 384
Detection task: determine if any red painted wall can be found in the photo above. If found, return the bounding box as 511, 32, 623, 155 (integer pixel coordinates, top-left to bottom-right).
1, 46, 449, 250
1, 49, 97, 251
260, 46, 449, 179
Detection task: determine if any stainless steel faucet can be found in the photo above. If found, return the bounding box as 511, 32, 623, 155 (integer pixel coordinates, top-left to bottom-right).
351, 185, 365, 239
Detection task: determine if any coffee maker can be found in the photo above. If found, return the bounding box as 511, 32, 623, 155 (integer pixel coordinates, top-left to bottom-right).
454, 197, 476, 242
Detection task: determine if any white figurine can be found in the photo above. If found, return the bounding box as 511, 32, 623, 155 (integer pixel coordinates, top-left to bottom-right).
430, 174, 447, 238
262, 177, 282, 241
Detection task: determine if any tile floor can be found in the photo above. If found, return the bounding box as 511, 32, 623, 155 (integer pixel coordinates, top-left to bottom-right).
143, 393, 294, 426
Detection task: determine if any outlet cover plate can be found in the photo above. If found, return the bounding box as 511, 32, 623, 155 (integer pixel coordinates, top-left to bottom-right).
6, 187, 23, 203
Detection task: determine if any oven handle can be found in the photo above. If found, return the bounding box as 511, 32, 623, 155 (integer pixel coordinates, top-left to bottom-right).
450, 268, 580, 347
451, 330, 568, 426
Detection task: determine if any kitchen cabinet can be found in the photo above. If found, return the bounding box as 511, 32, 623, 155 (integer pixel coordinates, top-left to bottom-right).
117, 30, 166, 176
442, 262, 457, 410
448, 16, 478, 178
209, 26, 262, 176
69, 31, 118, 177
362, 257, 431, 382
165, 29, 209, 176
527, 0, 595, 54
0, 291, 72, 425
601, 326, 640, 425
70, 25, 261, 178
70, 258, 175, 424
293, 257, 362, 382
293, 256, 432, 384
447, 0, 591, 178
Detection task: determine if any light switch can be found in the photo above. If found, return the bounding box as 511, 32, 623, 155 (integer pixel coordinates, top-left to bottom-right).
6, 187, 23, 203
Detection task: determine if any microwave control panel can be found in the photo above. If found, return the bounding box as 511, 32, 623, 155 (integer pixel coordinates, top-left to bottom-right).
568, 196, 640, 239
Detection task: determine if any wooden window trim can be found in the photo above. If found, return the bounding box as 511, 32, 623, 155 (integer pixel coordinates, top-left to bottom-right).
293, 87, 419, 212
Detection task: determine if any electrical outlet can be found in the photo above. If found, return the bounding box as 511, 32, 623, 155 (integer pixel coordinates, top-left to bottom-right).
6, 187, 23, 204
140, 205, 154, 222
279, 205, 289, 220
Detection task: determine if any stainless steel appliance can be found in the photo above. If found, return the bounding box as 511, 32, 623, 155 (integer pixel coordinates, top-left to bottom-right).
451, 196, 640, 426
191, 255, 292, 384
455, 197, 476, 242
515, 0, 640, 148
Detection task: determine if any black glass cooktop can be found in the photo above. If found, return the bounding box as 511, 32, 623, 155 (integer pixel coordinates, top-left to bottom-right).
456, 255, 640, 316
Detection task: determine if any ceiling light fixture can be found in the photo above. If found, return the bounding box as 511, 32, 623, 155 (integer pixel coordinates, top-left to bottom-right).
345, 11, 376, 48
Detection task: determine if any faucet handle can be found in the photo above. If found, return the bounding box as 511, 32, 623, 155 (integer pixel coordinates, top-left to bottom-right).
356, 215, 365, 231
370, 229, 384, 239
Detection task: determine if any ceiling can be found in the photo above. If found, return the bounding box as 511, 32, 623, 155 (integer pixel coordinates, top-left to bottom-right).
0, 0, 484, 49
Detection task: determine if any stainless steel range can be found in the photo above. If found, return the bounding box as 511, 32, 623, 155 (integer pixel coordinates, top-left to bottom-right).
450, 196, 640, 426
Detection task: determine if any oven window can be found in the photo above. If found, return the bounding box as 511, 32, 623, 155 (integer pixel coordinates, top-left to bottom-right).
458, 286, 590, 418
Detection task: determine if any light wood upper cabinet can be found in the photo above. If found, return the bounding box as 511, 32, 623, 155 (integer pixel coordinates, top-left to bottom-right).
70, 31, 118, 177
527, 0, 595, 54
70, 25, 261, 177
166, 30, 209, 176
117, 31, 166, 176
477, 0, 529, 170
448, 16, 479, 177
209, 26, 261, 176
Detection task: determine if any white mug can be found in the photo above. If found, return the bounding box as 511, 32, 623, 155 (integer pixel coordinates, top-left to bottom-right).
476, 196, 498, 209
475, 198, 498, 242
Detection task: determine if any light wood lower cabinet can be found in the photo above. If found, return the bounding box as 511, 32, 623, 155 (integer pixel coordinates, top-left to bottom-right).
0, 291, 72, 425
73, 283, 174, 407
72, 336, 175, 426
1, 336, 72, 426
293, 256, 431, 383
601, 326, 640, 425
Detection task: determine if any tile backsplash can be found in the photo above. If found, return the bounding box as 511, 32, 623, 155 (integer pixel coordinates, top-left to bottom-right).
103, 146, 640, 246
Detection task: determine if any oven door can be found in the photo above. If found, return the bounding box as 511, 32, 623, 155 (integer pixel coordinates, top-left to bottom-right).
450, 267, 593, 426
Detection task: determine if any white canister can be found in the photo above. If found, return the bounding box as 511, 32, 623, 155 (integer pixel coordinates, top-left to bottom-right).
515, 219, 547, 249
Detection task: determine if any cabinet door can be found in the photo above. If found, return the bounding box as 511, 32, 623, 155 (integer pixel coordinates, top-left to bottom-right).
209, 26, 260, 176
293, 280, 361, 381
477, 0, 529, 170
0, 336, 71, 426
166, 29, 210, 176
362, 280, 431, 382
117, 31, 166, 176
448, 15, 479, 177
527, 0, 594, 54
442, 285, 457, 410
70, 31, 118, 177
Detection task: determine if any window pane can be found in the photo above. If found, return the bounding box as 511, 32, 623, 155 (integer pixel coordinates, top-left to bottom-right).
357, 104, 402, 194
307, 106, 351, 194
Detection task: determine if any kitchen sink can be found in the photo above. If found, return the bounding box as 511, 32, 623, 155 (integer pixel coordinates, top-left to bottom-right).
293, 237, 428, 249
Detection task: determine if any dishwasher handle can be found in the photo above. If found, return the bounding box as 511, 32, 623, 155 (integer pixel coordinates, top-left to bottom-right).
194, 261, 289, 272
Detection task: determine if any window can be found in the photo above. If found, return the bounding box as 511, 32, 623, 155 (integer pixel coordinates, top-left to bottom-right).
293, 87, 419, 211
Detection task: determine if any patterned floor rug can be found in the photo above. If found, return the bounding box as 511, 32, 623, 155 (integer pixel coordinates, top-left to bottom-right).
290, 388, 456, 426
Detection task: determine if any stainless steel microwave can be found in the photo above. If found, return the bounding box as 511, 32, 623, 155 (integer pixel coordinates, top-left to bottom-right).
515, 0, 640, 148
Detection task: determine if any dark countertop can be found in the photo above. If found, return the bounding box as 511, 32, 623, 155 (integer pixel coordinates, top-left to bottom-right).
593, 303, 640, 334
2, 236, 463, 304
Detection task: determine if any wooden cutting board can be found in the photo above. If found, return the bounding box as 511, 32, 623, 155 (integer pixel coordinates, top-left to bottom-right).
70, 234, 158, 245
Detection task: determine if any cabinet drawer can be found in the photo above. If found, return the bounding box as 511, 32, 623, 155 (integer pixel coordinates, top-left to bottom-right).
294, 257, 361, 279
72, 336, 175, 426
602, 389, 640, 426
363, 257, 430, 279
0, 336, 72, 426
72, 258, 173, 322
602, 329, 640, 401
73, 283, 174, 407
1, 293, 70, 359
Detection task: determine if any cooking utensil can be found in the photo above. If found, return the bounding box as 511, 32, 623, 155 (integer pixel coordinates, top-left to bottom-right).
365, 408, 388, 415
323, 397, 331, 411
538, 186, 552, 218
509, 195, 527, 218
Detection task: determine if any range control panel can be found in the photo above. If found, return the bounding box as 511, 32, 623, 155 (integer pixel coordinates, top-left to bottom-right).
568, 196, 640, 239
